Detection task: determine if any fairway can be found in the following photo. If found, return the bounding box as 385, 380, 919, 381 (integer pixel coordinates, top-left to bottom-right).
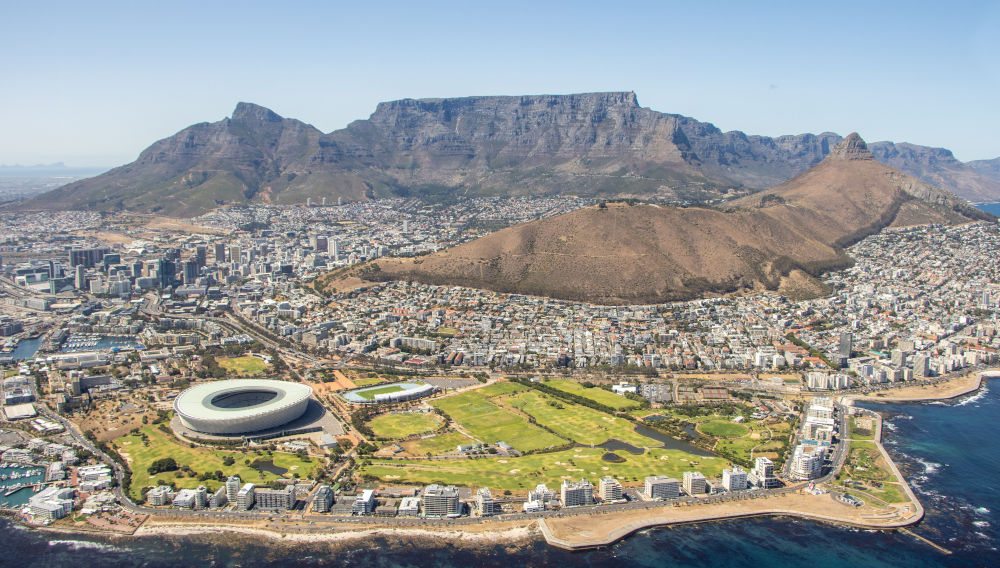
403, 430, 475, 456
698, 421, 750, 438
368, 412, 443, 439
355, 384, 406, 400
113, 424, 314, 500
217, 356, 269, 375
431, 382, 565, 452
545, 379, 641, 410
360, 446, 727, 491
504, 390, 660, 447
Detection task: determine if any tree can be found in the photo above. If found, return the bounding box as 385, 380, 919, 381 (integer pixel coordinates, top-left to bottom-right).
148, 457, 179, 475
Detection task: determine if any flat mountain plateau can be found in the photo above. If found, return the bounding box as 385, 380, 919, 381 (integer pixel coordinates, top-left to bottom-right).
16, 93, 1000, 217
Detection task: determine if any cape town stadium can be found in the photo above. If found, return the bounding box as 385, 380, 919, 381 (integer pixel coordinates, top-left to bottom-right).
174, 379, 313, 435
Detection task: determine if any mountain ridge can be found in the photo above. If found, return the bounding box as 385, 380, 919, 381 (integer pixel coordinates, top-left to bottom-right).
17, 93, 1000, 216
317, 134, 991, 305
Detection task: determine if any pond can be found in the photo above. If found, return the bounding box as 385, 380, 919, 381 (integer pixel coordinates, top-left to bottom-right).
633, 423, 715, 457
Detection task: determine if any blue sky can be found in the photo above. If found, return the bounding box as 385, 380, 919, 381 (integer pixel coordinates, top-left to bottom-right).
2, 0, 998, 166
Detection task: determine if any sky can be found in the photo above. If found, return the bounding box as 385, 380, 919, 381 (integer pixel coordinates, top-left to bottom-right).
2, 0, 998, 167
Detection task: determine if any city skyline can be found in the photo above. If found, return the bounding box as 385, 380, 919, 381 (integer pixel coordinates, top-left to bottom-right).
2, 1, 999, 167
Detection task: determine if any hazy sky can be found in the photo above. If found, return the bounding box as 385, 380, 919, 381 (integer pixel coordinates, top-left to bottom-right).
2, 0, 998, 167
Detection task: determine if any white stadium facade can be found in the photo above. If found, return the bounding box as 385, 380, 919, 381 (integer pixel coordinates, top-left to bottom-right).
174, 379, 313, 435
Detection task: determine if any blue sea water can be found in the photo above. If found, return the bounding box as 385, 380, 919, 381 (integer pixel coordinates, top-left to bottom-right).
2, 384, 997, 568
975, 202, 1000, 216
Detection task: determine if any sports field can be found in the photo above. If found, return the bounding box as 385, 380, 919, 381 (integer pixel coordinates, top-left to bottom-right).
113, 424, 313, 500
217, 356, 268, 375
368, 412, 443, 439
431, 382, 564, 451
545, 379, 641, 410
360, 446, 726, 491
698, 420, 750, 438
504, 390, 659, 447
355, 384, 407, 400
402, 430, 475, 456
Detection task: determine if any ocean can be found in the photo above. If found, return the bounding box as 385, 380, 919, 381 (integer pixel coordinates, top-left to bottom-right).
3, 384, 997, 568
975, 202, 1000, 216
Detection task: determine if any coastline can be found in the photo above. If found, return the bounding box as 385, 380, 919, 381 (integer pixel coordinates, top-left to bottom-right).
18, 369, 992, 551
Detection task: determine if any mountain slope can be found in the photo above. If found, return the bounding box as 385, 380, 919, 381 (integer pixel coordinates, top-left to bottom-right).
19, 94, 1000, 215
320, 134, 989, 304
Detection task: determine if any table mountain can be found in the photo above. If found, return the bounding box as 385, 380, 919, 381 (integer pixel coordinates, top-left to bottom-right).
17, 94, 1000, 216
319, 134, 990, 304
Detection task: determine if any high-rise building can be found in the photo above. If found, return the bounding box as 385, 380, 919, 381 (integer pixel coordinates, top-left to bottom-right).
913, 355, 931, 378
598, 477, 623, 501
214, 242, 227, 263
68, 247, 110, 268
476, 487, 501, 516
644, 476, 680, 499
74, 265, 86, 290
790, 445, 825, 480
839, 332, 853, 359
722, 466, 748, 491
423, 484, 461, 517
352, 489, 376, 515
560, 479, 594, 507
312, 485, 334, 513
683, 471, 707, 495
255, 487, 295, 510
748, 456, 779, 489
182, 260, 199, 285
236, 483, 256, 510
210, 486, 227, 508
330, 239, 339, 261
225, 475, 241, 504
195, 246, 207, 268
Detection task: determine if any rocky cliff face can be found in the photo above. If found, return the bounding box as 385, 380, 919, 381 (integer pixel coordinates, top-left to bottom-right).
19, 93, 1000, 215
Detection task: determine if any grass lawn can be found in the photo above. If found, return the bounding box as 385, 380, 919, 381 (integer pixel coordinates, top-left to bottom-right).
113, 424, 314, 500
368, 412, 443, 439
431, 383, 565, 452
353, 377, 384, 387
355, 384, 407, 400
504, 390, 659, 447
359, 446, 727, 491
698, 421, 749, 438
849, 416, 876, 440
217, 356, 268, 376
543, 380, 641, 410
436, 327, 459, 336
402, 430, 475, 456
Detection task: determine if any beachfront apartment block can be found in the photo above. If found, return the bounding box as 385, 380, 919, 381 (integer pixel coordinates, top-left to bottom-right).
599, 477, 624, 502
423, 484, 462, 517
312, 485, 334, 513
353, 489, 376, 514
147, 485, 172, 506
748, 457, 780, 489
255, 486, 295, 511
561, 478, 595, 507
722, 466, 748, 491
236, 483, 256, 511
683, 471, 707, 495
790, 444, 825, 481
476, 487, 501, 516
225, 475, 241, 504
644, 476, 680, 500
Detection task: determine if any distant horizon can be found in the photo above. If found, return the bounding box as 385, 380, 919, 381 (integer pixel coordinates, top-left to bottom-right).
2, 2, 998, 165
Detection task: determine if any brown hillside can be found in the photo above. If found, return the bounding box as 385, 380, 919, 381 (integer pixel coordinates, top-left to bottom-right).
320, 134, 987, 304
